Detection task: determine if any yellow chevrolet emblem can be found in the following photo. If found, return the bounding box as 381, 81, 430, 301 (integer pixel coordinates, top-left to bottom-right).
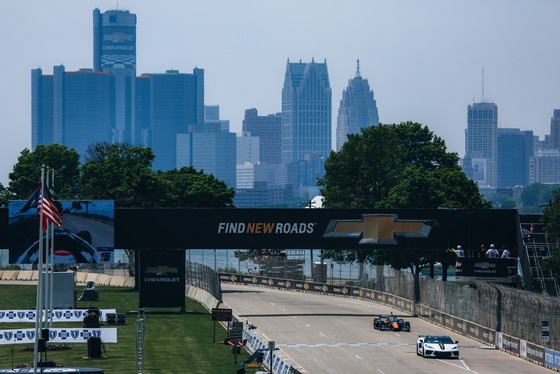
146, 265, 178, 275
323, 214, 432, 245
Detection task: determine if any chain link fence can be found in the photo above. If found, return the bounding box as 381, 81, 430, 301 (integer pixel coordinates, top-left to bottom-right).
186, 260, 221, 302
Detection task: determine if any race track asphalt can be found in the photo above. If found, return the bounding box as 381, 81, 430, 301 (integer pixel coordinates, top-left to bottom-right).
221, 283, 552, 374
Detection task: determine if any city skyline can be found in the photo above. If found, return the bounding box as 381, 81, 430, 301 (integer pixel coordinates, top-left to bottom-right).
2, 0, 560, 186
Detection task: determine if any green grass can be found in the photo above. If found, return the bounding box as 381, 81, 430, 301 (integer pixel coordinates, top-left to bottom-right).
0, 285, 260, 374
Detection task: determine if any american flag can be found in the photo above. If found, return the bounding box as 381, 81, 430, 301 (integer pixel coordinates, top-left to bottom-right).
39, 182, 62, 230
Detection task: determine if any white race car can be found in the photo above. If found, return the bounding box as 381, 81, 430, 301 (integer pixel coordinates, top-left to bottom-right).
417, 335, 459, 358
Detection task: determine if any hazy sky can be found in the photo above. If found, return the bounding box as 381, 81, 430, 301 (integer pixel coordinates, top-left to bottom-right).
2, 0, 559, 186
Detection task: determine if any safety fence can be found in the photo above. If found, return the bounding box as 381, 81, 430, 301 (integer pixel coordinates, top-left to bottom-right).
186, 261, 222, 302
220, 269, 560, 371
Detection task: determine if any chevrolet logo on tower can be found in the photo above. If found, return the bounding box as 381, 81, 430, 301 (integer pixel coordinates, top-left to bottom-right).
323, 214, 433, 245
139, 250, 185, 309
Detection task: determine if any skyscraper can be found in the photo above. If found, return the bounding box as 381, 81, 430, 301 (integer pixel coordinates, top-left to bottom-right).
137, 69, 204, 171
336, 60, 379, 151
242, 108, 281, 165
549, 109, 560, 150
281, 59, 332, 165
497, 128, 533, 188
464, 101, 498, 187
93, 8, 137, 144
32, 66, 116, 159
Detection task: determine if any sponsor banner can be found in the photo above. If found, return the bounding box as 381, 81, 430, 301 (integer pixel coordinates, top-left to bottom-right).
527, 342, 545, 364
496, 332, 503, 349
502, 334, 521, 355
520, 340, 527, 358
293, 281, 308, 291
0, 309, 116, 323
544, 349, 560, 369
466, 322, 482, 341
110, 208, 519, 251
480, 326, 494, 345
139, 249, 185, 308
0, 328, 117, 345
444, 314, 455, 330
219, 273, 235, 282
455, 258, 516, 278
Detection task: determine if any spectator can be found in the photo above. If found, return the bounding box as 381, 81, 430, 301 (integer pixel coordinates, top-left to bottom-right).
501, 245, 510, 258
478, 244, 486, 258
455, 245, 465, 257
486, 244, 499, 258
539, 246, 547, 257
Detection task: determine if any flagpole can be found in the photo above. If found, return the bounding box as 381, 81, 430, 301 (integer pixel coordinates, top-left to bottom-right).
48, 169, 55, 328
33, 167, 46, 374
44, 168, 50, 330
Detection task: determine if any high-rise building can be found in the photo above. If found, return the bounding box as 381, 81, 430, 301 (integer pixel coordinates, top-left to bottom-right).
549, 109, 560, 150
175, 104, 237, 188
137, 69, 204, 171
336, 60, 379, 151
237, 132, 260, 165
281, 59, 332, 165
93, 8, 137, 144
205, 105, 230, 132
242, 109, 282, 165
464, 101, 498, 187
497, 128, 533, 188
530, 149, 560, 184
31, 66, 116, 159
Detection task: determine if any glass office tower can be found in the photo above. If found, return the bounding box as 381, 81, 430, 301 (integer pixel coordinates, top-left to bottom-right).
31, 66, 116, 159
465, 101, 498, 187
281, 59, 332, 165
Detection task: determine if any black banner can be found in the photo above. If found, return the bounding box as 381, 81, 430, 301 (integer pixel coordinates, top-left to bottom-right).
456, 257, 517, 278
139, 249, 185, 308
0, 207, 520, 251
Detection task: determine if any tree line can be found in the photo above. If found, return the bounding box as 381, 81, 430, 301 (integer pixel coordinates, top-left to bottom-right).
0, 142, 235, 208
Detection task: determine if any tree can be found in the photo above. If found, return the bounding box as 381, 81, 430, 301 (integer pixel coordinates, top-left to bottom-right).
0, 183, 7, 208
80, 142, 162, 207
7, 144, 81, 199
542, 188, 560, 281
520, 183, 559, 213
318, 122, 489, 300
156, 166, 235, 207
378, 166, 490, 209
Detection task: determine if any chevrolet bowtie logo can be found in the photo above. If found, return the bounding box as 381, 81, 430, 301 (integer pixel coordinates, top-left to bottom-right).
474, 262, 496, 269
323, 214, 433, 245
146, 265, 178, 275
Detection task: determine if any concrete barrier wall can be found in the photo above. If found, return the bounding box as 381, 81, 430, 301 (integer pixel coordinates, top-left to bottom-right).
0, 270, 136, 287
185, 285, 220, 311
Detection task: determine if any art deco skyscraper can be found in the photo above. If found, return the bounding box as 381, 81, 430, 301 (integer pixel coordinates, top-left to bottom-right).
281, 59, 332, 165
336, 60, 379, 151
93, 8, 137, 144
464, 101, 498, 187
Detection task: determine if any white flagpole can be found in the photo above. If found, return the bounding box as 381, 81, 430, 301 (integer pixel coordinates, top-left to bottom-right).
44, 168, 50, 330
48, 169, 55, 328
33, 167, 46, 374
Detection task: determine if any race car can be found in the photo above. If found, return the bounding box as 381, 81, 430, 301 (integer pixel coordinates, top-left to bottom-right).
16, 229, 97, 264
373, 315, 411, 332
417, 335, 459, 358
